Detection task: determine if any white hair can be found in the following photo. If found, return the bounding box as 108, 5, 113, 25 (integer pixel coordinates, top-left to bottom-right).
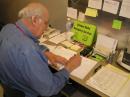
18, 3, 47, 18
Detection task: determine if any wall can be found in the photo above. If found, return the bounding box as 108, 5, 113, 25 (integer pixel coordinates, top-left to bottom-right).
0, 0, 68, 31
69, 0, 130, 50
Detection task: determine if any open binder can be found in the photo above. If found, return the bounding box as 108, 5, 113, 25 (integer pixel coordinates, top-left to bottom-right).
86, 64, 130, 97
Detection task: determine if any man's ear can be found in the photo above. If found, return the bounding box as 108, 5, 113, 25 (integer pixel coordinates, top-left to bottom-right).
31, 16, 40, 25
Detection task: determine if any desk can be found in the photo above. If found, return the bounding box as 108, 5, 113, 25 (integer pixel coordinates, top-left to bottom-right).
39, 32, 130, 97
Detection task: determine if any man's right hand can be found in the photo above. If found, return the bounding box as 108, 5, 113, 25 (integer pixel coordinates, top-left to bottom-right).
65, 55, 81, 73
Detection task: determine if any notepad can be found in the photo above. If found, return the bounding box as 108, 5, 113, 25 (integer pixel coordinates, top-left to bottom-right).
86, 64, 129, 97
71, 57, 98, 79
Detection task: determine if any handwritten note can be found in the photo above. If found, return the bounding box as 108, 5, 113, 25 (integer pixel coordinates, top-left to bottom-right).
88, 0, 102, 9
67, 7, 77, 19
103, 0, 120, 14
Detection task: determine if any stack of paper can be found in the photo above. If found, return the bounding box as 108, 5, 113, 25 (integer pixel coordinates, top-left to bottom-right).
86, 65, 129, 97
94, 34, 118, 57
52, 46, 76, 60
49, 33, 66, 44
61, 40, 74, 48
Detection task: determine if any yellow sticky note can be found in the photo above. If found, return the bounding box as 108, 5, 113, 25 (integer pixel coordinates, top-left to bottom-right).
70, 45, 81, 51
85, 8, 98, 17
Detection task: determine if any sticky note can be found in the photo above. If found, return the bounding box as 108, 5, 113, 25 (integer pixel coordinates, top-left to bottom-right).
112, 19, 122, 30
70, 45, 81, 51
85, 8, 98, 17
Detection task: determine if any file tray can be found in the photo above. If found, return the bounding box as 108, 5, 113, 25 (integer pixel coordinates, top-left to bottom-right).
71, 20, 96, 46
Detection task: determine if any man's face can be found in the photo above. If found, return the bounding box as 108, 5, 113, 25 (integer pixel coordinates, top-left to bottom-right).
36, 12, 49, 38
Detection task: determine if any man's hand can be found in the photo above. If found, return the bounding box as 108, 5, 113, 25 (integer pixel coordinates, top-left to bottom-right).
44, 51, 68, 65
65, 55, 81, 73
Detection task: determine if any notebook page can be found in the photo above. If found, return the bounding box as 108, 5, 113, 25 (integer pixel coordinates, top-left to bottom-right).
86, 66, 128, 97
71, 57, 97, 80
116, 79, 130, 97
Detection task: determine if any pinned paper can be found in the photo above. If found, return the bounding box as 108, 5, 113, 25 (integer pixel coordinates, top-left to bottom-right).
112, 19, 122, 30
78, 12, 85, 22
119, 0, 130, 19
88, 0, 102, 9
85, 8, 98, 17
67, 7, 77, 19
61, 40, 74, 48
103, 0, 120, 14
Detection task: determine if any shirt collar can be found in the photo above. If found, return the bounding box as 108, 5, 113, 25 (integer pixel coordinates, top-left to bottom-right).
16, 20, 39, 43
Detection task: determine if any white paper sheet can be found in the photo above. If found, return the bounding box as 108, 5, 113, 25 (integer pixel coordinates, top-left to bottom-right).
86, 66, 128, 97
67, 7, 77, 19
94, 34, 118, 57
49, 33, 66, 44
78, 12, 85, 22
119, 0, 130, 19
103, 0, 120, 14
52, 46, 76, 60
116, 80, 130, 97
88, 0, 102, 9
71, 57, 97, 79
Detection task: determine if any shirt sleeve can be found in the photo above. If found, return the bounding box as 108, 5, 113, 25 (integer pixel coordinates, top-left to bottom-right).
20, 45, 70, 96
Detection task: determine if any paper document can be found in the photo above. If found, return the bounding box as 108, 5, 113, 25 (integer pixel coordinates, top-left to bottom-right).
67, 7, 77, 19
48, 30, 60, 38
94, 34, 118, 57
119, 0, 130, 19
103, 0, 120, 14
49, 33, 66, 44
116, 80, 130, 97
86, 65, 129, 97
88, 0, 102, 9
52, 46, 76, 60
39, 37, 47, 43
71, 57, 97, 80
78, 12, 85, 22
70, 44, 81, 51
61, 40, 74, 48
85, 8, 98, 17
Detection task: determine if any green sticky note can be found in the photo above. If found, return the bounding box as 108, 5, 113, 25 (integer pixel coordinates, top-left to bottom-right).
112, 19, 122, 30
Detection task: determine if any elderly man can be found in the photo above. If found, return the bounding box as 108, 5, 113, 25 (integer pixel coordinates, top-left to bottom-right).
0, 2, 81, 97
